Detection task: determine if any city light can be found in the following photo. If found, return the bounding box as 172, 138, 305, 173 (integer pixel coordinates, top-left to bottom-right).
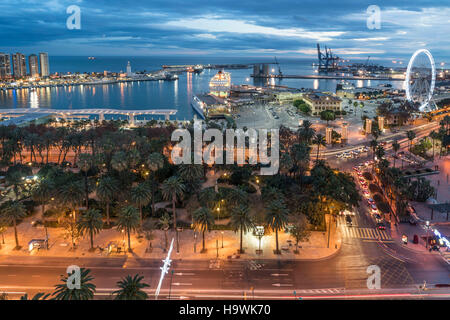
155, 238, 174, 300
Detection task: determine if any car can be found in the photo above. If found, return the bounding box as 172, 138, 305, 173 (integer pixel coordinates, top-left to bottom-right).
367, 198, 375, 205
345, 215, 353, 225
352, 166, 359, 171
363, 190, 370, 197
376, 222, 386, 230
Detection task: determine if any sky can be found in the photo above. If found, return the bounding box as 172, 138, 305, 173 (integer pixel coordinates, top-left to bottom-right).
0, 0, 449, 61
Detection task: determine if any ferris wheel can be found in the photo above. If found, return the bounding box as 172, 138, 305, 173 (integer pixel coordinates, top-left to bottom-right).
404, 49, 436, 112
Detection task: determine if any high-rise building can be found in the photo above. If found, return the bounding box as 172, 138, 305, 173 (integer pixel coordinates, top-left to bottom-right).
12, 52, 27, 78
28, 54, 39, 77
0, 53, 12, 79
39, 52, 49, 77
126, 61, 132, 76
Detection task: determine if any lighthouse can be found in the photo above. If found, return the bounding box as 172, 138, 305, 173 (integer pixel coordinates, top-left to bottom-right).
126, 61, 132, 77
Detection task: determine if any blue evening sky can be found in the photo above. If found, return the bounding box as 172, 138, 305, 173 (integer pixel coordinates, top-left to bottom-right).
0, 0, 449, 61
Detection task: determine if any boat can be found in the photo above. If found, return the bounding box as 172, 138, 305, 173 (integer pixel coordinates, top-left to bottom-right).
191, 95, 206, 119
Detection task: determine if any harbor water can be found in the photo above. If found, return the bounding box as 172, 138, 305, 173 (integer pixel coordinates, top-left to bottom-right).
0, 56, 404, 120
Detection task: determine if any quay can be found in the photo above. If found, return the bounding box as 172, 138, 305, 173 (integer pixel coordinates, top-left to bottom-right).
251, 74, 405, 81
0, 108, 177, 125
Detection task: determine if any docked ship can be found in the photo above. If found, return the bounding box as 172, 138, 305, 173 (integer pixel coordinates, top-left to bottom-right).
191, 95, 206, 119
209, 70, 231, 98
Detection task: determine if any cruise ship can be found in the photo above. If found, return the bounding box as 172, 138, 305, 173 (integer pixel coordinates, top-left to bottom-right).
191, 95, 206, 119
209, 70, 231, 98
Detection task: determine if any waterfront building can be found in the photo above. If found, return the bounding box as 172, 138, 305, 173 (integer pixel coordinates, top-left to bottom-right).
365, 118, 372, 134
378, 116, 385, 132
341, 123, 348, 141
39, 53, 49, 77
127, 61, 132, 77
0, 53, 12, 79
326, 127, 333, 144
209, 70, 231, 98
28, 54, 39, 78
12, 52, 27, 79
303, 92, 342, 115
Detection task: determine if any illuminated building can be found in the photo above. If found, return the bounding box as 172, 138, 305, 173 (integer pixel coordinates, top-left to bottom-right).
39, 53, 50, 77
28, 54, 39, 77
303, 93, 342, 115
0, 53, 12, 79
12, 52, 26, 78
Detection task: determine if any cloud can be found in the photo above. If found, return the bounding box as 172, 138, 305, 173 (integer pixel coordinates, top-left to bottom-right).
161, 16, 345, 42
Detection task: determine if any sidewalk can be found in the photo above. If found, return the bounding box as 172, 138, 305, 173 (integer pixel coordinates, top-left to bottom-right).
0, 215, 341, 262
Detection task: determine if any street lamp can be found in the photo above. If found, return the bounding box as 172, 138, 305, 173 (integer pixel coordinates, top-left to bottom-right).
255, 226, 264, 254
221, 231, 224, 248
426, 220, 430, 249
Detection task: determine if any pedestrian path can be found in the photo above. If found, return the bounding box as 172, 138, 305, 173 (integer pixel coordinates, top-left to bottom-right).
442, 251, 450, 265
294, 288, 345, 295
341, 227, 391, 241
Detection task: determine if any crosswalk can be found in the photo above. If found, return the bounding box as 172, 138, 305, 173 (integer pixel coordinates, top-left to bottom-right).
442, 252, 450, 265
342, 227, 391, 241
294, 288, 344, 295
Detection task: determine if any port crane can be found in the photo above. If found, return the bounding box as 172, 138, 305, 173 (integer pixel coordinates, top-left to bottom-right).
274, 56, 282, 76
316, 43, 340, 72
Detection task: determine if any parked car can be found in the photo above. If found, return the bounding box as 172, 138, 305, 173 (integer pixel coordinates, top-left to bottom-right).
376, 222, 386, 230
345, 215, 352, 226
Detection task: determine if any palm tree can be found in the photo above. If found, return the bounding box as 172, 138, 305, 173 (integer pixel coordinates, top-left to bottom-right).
116, 205, 140, 252
392, 140, 400, 168
1, 201, 26, 248
265, 200, 289, 254
193, 207, 214, 253
298, 120, 315, 144
113, 274, 149, 300
159, 212, 171, 252
77, 153, 94, 208
370, 139, 378, 161
406, 130, 416, 151
147, 152, 164, 214
52, 268, 96, 300
429, 130, 438, 158
57, 180, 85, 222
230, 205, 254, 254
312, 134, 326, 162
5, 170, 25, 200
111, 151, 128, 172
31, 179, 54, 248
77, 209, 103, 250
161, 176, 185, 252
20, 292, 50, 300
96, 175, 120, 225
130, 183, 152, 226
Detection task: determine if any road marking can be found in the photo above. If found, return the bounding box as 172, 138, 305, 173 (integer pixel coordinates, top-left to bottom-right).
272, 283, 293, 287
7, 274, 16, 277
271, 273, 289, 277
172, 283, 192, 286
174, 272, 195, 276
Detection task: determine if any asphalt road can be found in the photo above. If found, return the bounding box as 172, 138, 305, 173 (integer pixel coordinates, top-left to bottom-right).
1, 121, 448, 300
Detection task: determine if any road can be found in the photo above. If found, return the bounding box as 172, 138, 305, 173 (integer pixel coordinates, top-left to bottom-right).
1, 199, 449, 300
1, 122, 448, 300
